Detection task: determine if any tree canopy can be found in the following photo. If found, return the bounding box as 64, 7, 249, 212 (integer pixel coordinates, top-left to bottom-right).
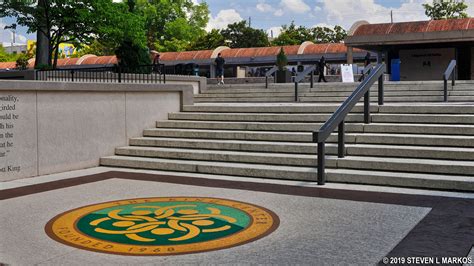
271, 22, 347, 46
0, 0, 146, 68
188, 29, 226, 51
221, 21, 270, 48
134, 0, 209, 52
423, 0, 469, 20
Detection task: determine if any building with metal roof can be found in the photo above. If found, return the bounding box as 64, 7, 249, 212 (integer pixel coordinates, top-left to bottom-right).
345, 18, 474, 81
0, 42, 370, 78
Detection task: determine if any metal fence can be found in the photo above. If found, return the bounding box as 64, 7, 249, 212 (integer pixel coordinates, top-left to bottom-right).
36, 64, 166, 84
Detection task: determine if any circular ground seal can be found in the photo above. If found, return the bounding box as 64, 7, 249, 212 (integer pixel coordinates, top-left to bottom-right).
46, 197, 279, 256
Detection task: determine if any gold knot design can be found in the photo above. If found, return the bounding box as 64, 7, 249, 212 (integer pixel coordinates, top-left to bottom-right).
89, 205, 236, 242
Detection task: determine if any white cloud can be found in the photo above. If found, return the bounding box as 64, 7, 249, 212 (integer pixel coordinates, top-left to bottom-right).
266, 26, 283, 38
206, 9, 243, 31
318, 0, 431, 29
274, 9, 284, 16
313, 23, 336, 29
280, 0, 311, 13
256, 1, 274, 12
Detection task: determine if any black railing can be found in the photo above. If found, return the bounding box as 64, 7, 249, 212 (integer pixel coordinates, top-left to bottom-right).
294, 65, 315, 102
443, 60, 456, 102
313, 64, 385, 185
265, 66, 278, 88
36, 64, 166, 84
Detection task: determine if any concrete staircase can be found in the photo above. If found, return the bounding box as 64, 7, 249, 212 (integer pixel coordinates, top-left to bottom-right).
101, 82, 474, 191
194, 81, 474, 103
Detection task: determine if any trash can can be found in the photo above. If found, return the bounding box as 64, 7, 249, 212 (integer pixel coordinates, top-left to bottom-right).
391, 59, 401, 81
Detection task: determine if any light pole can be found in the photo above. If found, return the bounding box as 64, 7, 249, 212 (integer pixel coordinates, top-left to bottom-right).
4, 24, 17, 52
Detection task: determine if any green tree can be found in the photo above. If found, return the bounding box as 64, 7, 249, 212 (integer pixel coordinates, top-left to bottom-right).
0, 0, 144, 68
271, 22, 347, 46
221, 21, 270, 48
423, 0, 469, 20
272, 21, 313, 46
188, 29, 226, 50
134, 0, 209, 52
115, 40, 151, 73
312, 25, 347, 43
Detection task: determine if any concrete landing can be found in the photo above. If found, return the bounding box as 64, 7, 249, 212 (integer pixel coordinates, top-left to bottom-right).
1, 167, 473, 265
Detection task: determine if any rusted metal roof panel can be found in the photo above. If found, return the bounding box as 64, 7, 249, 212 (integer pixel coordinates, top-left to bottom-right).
193, 50, 213, 60
303, 43, 330, 54
160, 52, 180, 61
427, 18, 471, 32
176, 51, 199, 61
95, 56, 115, 65
389, 21, 429, 34
354, 18, 474, 36
0, 62, 16, 69
354, 23, 392, 36
82, 56, 100, 65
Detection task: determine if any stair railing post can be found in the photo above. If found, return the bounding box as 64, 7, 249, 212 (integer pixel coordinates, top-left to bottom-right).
295, 82, 298, 102
444, 78, 448, 102
378, 74, 384, 105
310, 71, 314, 88
317, 141, 325, 185
364, 90, 370, 124
265, 75, 268, 88
338, 120, 345, 158
118, 66, 122, 83
452, 66, 455, 86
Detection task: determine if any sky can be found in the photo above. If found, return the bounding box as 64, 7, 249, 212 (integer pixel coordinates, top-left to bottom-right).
2, 0, 474, 44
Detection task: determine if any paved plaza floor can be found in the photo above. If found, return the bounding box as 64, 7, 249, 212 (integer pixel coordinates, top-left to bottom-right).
1, 167, 473, 265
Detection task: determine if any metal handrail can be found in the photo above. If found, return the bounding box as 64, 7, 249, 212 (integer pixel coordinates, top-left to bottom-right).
362, 64, 373, 75
265, 66, 278, 88
443, 60, 456, 102
313, 63, 385, 185
294, 65, 316, 101
36, 63, 166, 83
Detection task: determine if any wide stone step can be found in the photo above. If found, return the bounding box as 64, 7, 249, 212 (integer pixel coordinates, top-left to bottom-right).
372, 113, 474, 124
337, 156, 474, 175
129, 137, 333, 154
155, 120, 364, 132
346, 144, 474, 160
378, 105, 474, 114
301, 90, 444, 97
184, 104, 474, 114
299, 96, 449, 102
155, 120, 474, 136
194, 97, 296, 103
326, 169, 473, 191
168, 112, 364, 122
115, 146, 333, 167
354, 133, 474, 147
100, 155, 474, 191
117, 145, 474, 168
197, 90, 446, 98
182, 104, 374, 113
100, 155, 320, 180
362, 123, 474, 135
143, 128, 354, 142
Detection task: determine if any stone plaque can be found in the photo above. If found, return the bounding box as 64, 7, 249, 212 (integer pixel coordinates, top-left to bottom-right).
0, 92, 37, 181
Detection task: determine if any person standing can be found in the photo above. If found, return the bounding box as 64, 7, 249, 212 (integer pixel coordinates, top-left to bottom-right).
318, 56, 328, 83
359, 52, 371, 82
153, 52, 161, 74
215, 53, 225, 85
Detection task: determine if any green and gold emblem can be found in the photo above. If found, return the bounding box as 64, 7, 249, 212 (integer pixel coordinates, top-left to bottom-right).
46, 197, 279, 255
